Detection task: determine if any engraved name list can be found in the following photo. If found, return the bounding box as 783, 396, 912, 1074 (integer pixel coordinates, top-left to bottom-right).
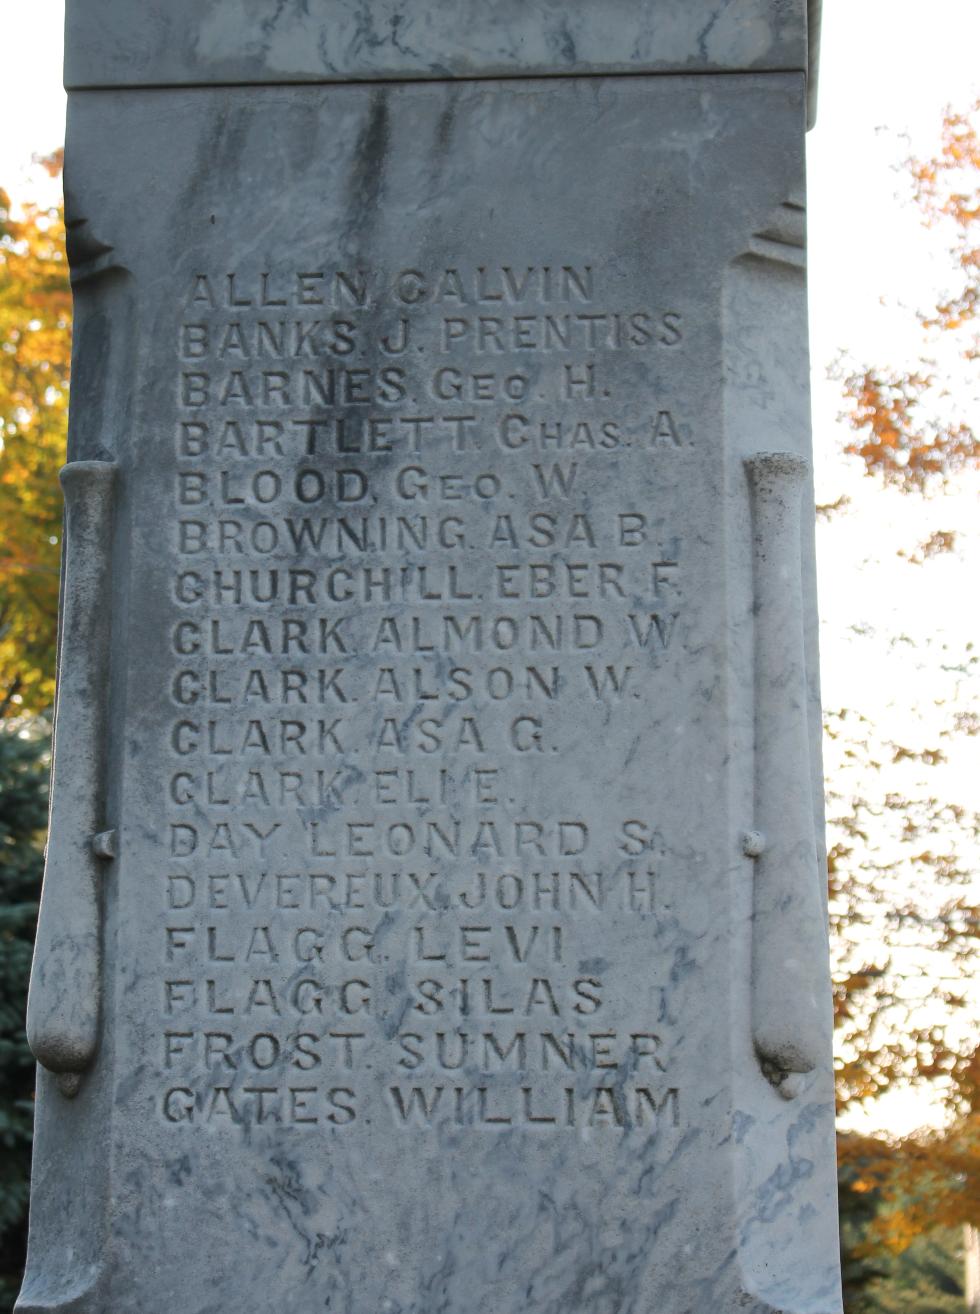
159, 260, 688, 1134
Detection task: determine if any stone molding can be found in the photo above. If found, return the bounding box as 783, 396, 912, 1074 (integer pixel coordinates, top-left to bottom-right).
65, 0, 818, 108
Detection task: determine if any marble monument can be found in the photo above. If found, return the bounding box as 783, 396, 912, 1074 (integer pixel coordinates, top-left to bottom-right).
19, 3, 842, 1311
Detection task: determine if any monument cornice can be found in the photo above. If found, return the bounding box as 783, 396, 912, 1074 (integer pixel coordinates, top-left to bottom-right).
65, 0, 821, 123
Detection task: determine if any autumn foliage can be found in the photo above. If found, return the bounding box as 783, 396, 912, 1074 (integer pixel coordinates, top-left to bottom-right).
838, 100, 980, 490
837, 365, 978, 490
0, 153, 70, 719
824, 686, 978, 1102
912, 100, 980, 340
831, 101, 980, 1300
839, 1108, 979, 1271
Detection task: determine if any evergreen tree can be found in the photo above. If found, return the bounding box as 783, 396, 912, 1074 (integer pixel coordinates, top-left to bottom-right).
838, 1141, 889, 1314
865, 1227, 965, 1314
0, 726, 47, 1308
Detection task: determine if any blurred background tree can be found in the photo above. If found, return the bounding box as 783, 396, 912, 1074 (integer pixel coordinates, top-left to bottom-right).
830, 99, 980, 1311
0, 727, 47, 1306
837, 100, 980, 488
0, 151, 70, 721
865, 1226, 965, 1313
0, 154, 64, 1307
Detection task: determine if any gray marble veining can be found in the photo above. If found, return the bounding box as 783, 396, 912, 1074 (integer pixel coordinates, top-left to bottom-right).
21, 4, 839, 1311
66, 0, 814, 89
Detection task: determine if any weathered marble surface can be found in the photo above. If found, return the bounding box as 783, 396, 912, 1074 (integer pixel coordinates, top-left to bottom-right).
65, 0, 813, 87
21, 6, 839, 1312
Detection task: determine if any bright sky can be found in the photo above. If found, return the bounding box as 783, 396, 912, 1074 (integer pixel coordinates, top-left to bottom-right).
1, 1, 978, 1137
0, 0, 66, 189
808, 4, 980, 1134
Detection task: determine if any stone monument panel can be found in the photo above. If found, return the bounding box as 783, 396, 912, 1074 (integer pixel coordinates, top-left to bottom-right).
20, 6, 841, 1313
